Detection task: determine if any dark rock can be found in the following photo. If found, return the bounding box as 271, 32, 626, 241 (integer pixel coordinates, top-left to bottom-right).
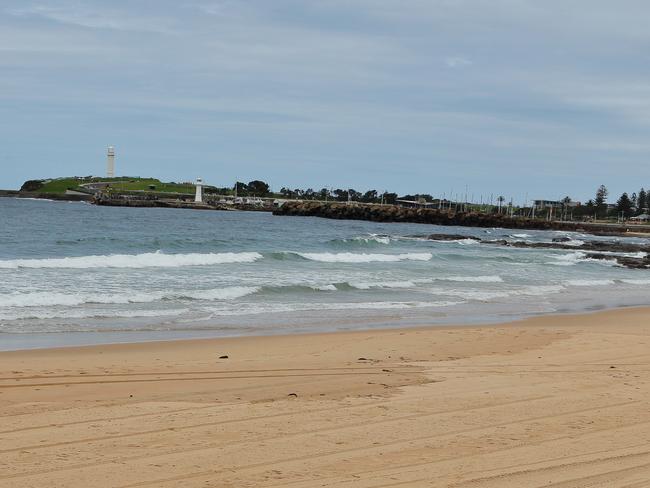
427, 234, 480, 241
273, 201, 650, 237
20, 180, 45, 192
219, 355, 229, 359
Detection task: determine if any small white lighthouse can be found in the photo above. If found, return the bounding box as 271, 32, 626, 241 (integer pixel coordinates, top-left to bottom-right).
106, 145, 115, 178
195, 177, 203, 203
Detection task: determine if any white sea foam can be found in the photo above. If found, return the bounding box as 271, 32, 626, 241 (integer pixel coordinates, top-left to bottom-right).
440, 275, 504, 283
566, 279, 615, 287
204, 300, 463, 317
178, 286, 260, 301
563, 239, 585, 247
431, 289, 512, 301
0, 287, 260, 308
0, 308, 190, 321
348, 280, 417, 290
295, 252, 432, 263
547, 251, 618, 267
512, 233, 532, 238
513, 285, 566, 296
350, 234, 391, 245
548, 251, 587, 266
430, 238, 479, 245
0, 251, 263, 269
428, 284, 565, 301
311, 284, 338, 291
620, 279, 650, 285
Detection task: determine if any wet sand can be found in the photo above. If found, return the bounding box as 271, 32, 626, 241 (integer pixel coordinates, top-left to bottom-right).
1, 308, 649, 487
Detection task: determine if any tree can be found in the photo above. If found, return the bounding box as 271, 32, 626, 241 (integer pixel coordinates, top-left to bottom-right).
361, 190, 378, 203
638, 188, 647, 213
497, 195, 505, 213
595, 185, 608, 218
617, 192, 634, 219
333, 189, 348, 202
234, 181, 248, 196
382, 192, 398, 205
20, 180, 44, 192
247, 180, 270, 197
348, 189, 361, 201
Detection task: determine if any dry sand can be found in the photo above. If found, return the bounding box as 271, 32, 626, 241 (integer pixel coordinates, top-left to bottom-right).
1, 308, 649, 487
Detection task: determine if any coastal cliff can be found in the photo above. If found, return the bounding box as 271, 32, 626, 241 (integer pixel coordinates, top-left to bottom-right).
273, 201, 650, 235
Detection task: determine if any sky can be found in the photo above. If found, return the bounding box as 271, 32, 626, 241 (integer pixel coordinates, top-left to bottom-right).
1, 1, 650, 202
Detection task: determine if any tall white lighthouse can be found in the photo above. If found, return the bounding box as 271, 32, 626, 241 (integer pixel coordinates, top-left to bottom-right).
106, 145, 115, 178
195, 177, 203, 203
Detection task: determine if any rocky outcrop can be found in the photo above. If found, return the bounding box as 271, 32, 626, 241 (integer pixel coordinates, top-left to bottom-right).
274, 201, 650, 236
427, 234, 480, 241
429, 235, 650, 270
0, 191, 93, 202
585, 253, 650, 269
480, 239, 650, 254
19, 180, 44, 192
93, 197, 270, 212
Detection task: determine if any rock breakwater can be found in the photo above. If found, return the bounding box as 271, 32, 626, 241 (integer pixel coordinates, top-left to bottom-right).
274, 201, 650, 236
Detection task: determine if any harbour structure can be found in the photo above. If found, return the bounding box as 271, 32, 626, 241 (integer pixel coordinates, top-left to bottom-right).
195, 177, 203, 203
107, 146, 115, 178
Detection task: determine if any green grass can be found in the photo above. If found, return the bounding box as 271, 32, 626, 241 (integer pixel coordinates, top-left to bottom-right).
36, 177, 198, 195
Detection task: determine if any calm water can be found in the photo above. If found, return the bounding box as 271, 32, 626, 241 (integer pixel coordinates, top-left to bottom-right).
1, 197, 649, 349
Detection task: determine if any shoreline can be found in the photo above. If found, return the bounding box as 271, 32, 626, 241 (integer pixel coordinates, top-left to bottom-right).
2, 303, 648, 353
2, 306, 649, 486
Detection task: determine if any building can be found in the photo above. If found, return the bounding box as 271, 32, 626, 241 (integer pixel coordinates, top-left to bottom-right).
195, 178, 203, 203
106, 146, 115, 178
533, 199, 581, 209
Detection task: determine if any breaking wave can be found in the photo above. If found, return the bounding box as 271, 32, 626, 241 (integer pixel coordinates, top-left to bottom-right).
292, 252, 433, 263
348, 280, 418, 290
441, 275, 503, 283
0, 286, 261, 308
547, 251, 618, 267
428, 284, 565, 301
0, 251, 263, 269
566, 279, 615, 287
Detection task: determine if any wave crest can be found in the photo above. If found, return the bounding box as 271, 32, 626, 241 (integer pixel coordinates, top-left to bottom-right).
0, 251, 263, 269
294, 252, 432, 263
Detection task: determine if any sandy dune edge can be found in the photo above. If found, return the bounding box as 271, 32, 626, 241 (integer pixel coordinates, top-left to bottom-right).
1, 308, 649, 487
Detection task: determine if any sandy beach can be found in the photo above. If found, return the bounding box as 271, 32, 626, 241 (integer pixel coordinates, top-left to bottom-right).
1, 308, 649, 487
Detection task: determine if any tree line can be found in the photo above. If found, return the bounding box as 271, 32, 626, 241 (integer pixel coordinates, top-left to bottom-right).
574, 185, 649, 219
206, 180, 649, 220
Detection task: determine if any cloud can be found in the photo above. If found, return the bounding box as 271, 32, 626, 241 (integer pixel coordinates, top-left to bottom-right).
6, 4, 174, 33
445, 57, 472, 68
1, 0, 650, 199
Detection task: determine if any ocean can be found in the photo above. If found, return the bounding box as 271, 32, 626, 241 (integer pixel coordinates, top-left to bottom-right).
1, 197, 649, 350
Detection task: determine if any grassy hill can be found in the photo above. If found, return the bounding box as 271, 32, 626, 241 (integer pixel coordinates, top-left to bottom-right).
22, 177, 198, 195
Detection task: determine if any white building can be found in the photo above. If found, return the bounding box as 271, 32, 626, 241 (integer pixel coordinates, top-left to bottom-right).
106, 146, 115, 178
195, 178, 203, 203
